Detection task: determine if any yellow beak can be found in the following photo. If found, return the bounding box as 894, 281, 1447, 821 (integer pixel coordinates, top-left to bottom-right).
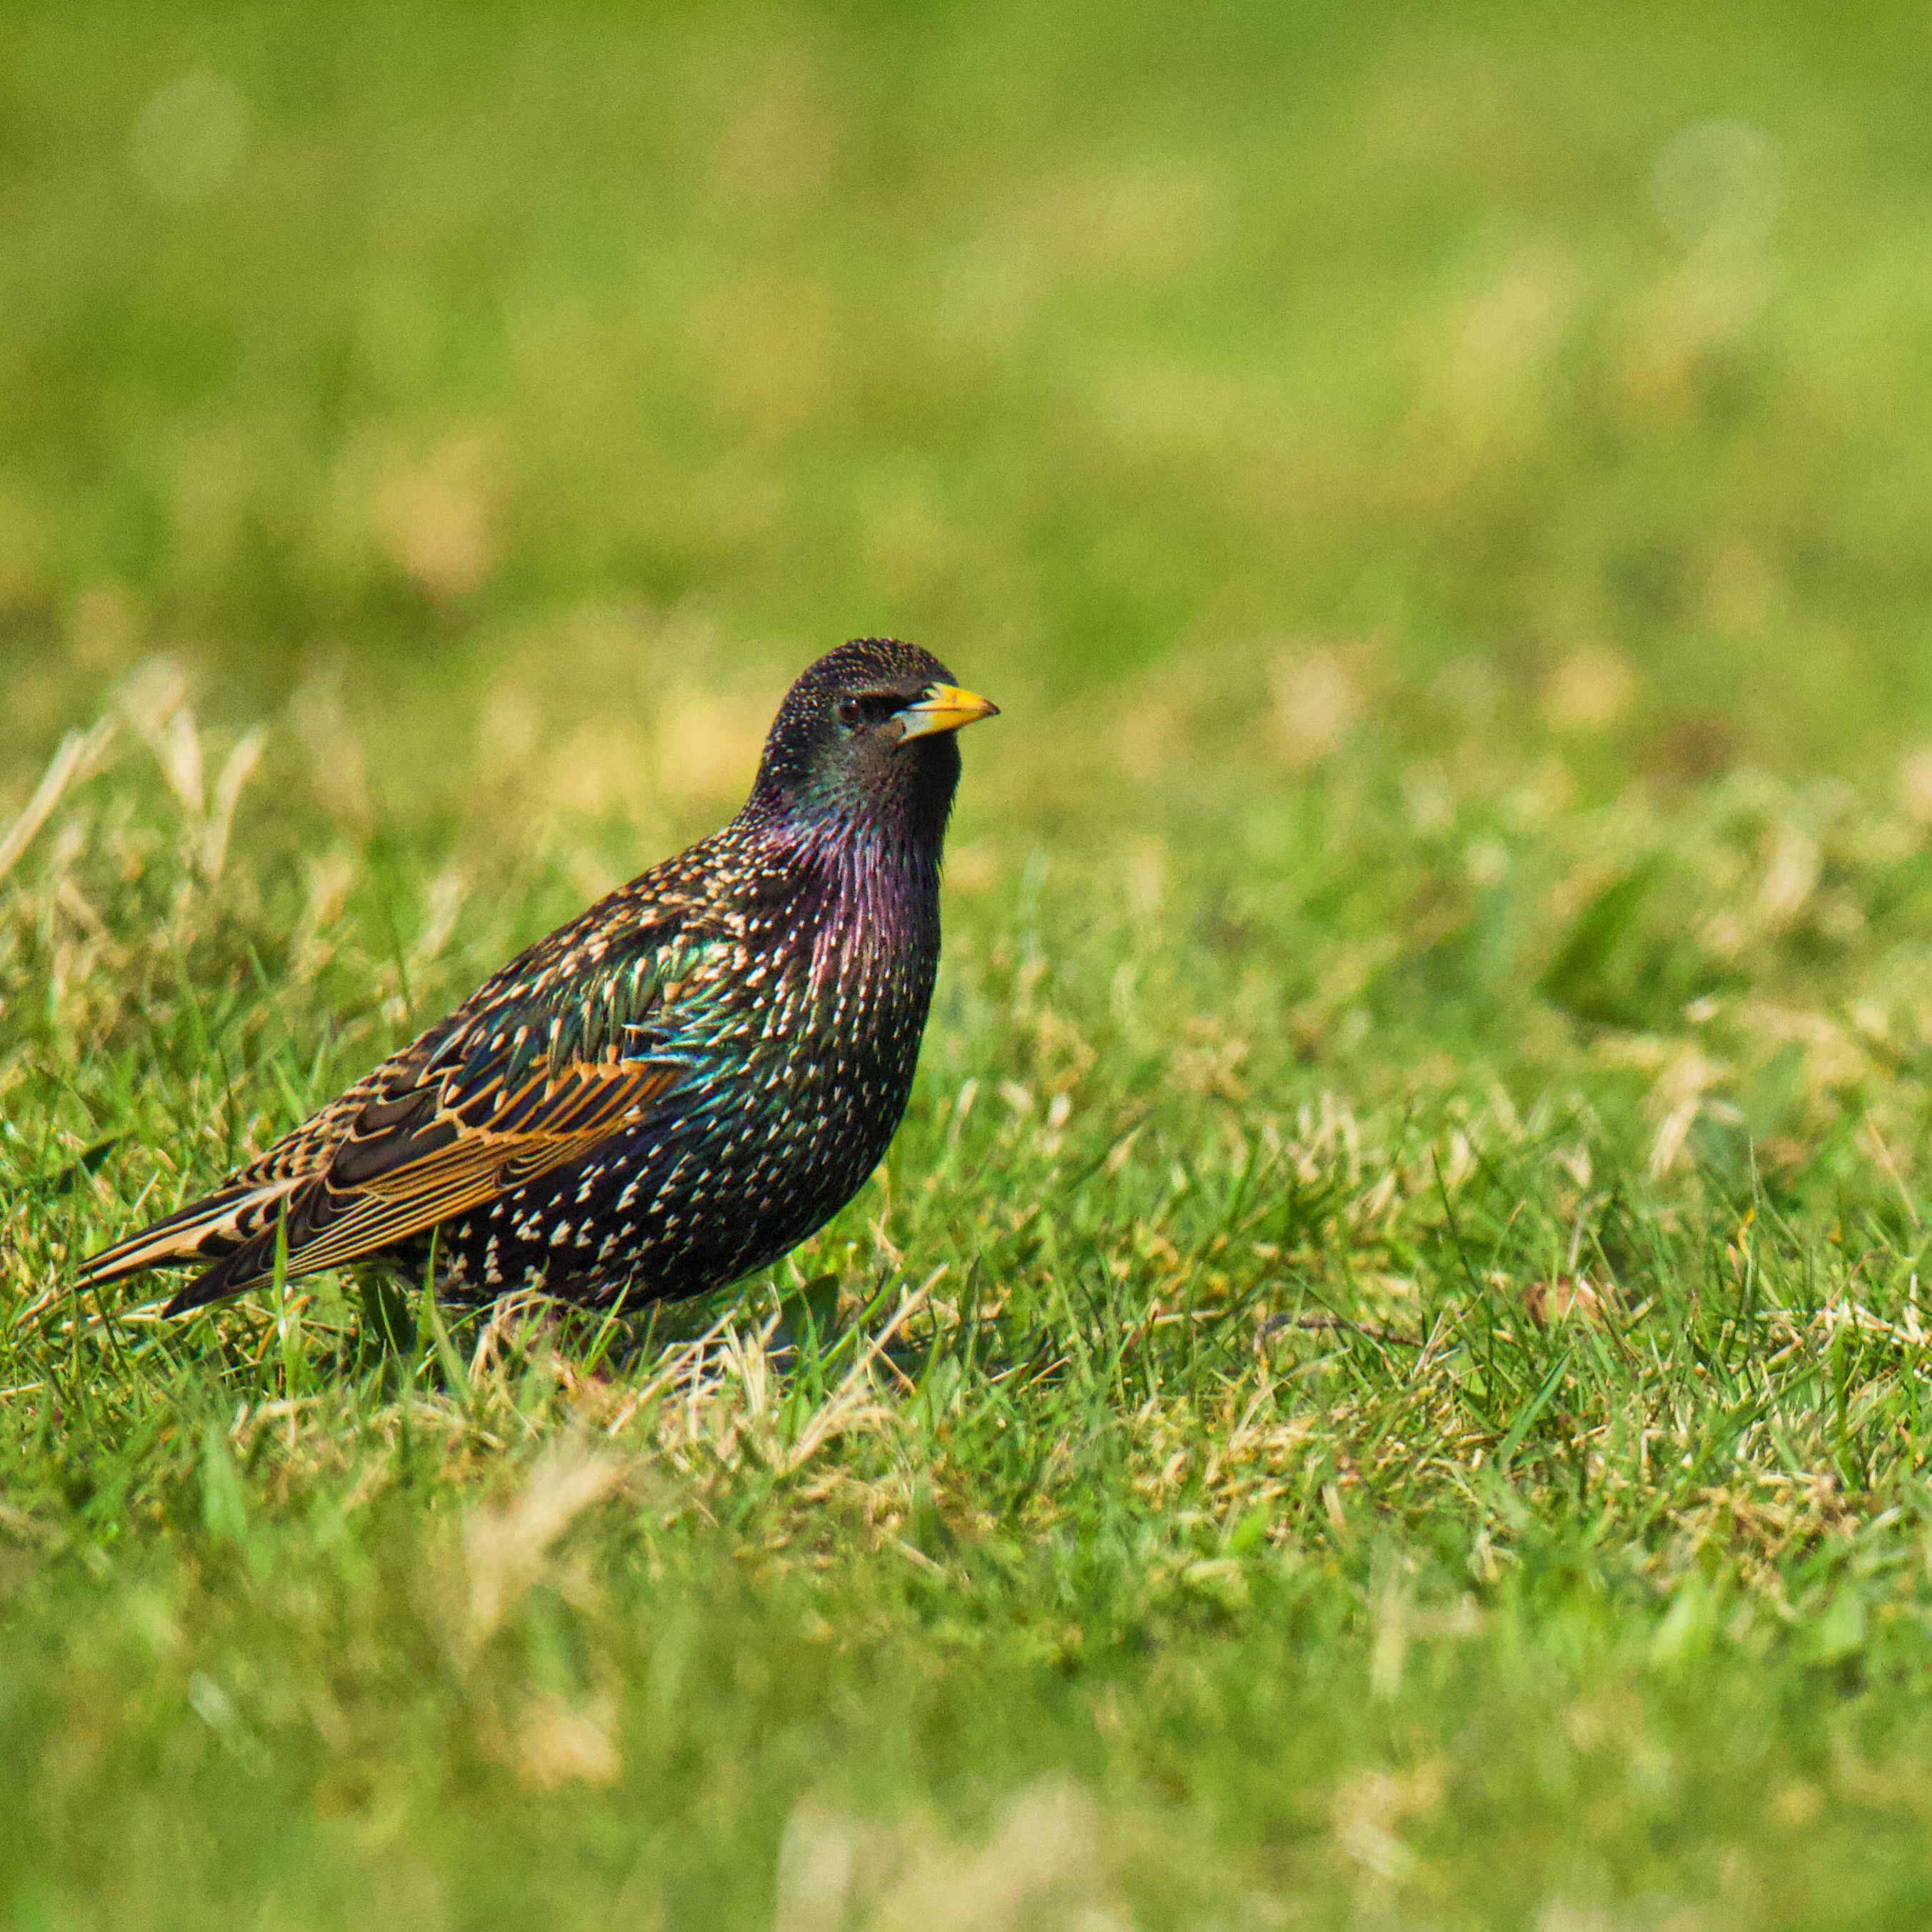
894, 684, 1001, 741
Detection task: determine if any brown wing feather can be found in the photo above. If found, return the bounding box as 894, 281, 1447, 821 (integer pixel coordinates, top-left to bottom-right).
264, 1058, 679, 1278
79, 864, 710, 1308
78, 1049, 681, 1303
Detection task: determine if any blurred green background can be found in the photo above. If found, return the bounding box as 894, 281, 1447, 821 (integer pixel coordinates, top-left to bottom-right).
9, 0, 1932, 814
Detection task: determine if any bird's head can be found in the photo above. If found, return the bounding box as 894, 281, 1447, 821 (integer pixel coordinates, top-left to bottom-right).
747, 639, 998, 846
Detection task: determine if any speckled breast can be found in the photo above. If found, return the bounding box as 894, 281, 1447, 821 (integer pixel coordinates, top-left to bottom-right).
432, 854, 942, 1308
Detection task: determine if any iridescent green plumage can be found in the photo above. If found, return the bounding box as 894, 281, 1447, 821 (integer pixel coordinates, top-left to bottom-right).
78, 641, 997, 1313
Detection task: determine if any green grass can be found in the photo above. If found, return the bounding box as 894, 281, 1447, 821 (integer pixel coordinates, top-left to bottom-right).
11, 1, 1932, 1925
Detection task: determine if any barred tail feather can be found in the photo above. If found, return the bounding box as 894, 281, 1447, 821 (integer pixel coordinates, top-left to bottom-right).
76, 1180, 303, 1296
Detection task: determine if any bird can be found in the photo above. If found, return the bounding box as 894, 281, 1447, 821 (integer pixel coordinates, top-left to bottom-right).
77, 639, 998, 1318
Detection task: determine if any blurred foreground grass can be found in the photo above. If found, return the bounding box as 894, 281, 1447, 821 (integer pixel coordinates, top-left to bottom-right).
10, 1, 1932, 1927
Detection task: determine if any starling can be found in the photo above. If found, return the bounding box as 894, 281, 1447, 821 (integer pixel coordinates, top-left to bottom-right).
79, 639, 998, 1317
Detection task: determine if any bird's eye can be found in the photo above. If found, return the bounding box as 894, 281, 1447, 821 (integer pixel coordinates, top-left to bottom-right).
836, 692, 896, 729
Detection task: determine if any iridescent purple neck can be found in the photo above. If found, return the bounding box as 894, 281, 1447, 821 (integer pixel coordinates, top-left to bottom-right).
756, 806, 941, 993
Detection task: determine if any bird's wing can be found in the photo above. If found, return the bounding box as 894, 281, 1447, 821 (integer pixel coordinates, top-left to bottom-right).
77, 891, 735, 1306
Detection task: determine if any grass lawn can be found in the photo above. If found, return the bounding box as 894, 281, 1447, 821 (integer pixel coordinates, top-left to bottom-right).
10, 1, 1932, 1925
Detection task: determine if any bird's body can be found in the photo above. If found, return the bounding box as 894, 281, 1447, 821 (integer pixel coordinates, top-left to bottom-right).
78, 641, 996, 1315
